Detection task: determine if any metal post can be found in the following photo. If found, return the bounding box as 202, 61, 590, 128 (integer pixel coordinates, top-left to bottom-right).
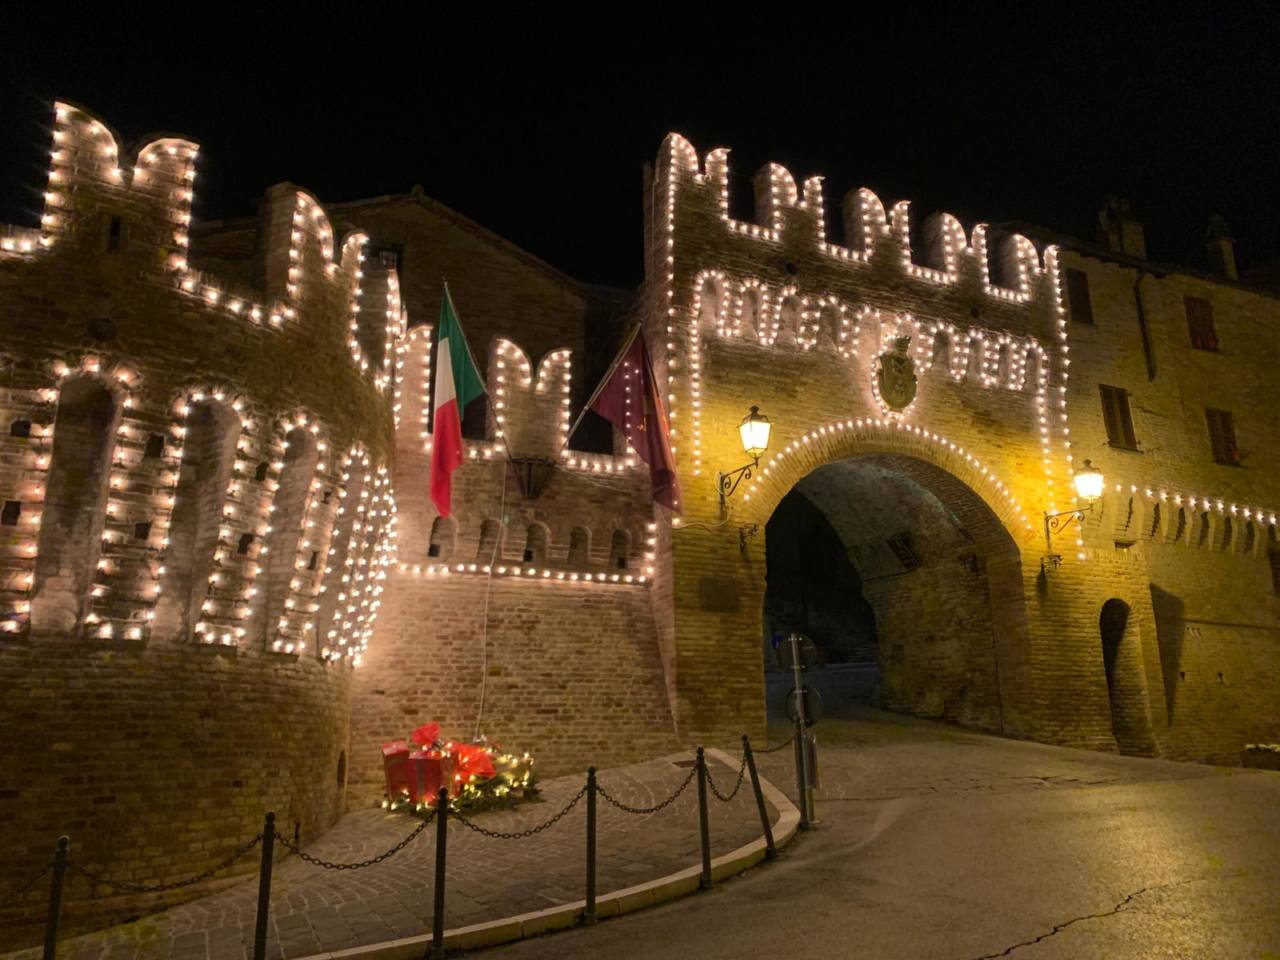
789, 633, 813, 829
429, 787, 448, 959
695, 748, 712, 890
41, 836, 68, 960
742, 736, 776, 860
253, 813, 275, 960
584, 767, 597, 924
792, 710, 809, 829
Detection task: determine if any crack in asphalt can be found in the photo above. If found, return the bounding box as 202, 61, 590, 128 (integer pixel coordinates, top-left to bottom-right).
966, 874, 1235, 960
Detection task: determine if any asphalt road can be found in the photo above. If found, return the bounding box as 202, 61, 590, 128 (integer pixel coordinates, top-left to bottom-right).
485, 707, 1280, 959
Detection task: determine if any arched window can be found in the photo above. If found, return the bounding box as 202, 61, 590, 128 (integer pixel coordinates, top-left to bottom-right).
567, 526, 591, 568
477, 518, 503, 561
739, 287, 761, 341
776, 297, 801, 346
523, 523, 549, 564
609, 529, 630, 570
154, 399, 239, 641
260, 427, 318, 646
32, 377, 121, 633
428, 516, 455, 558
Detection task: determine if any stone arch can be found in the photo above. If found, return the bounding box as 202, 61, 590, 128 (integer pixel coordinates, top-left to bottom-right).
1099, 598, 1157, 755
609, 529, 631, 569
259, 426, 319, 647
31, 374, 123, 634
153, 396, 240, 642
428, 515, 455, 558
737, 418, 1037, 550
477, 517, 503, 561
567, 525, 591, 568
523, 522, 550, 564
733, 420, 1036, 735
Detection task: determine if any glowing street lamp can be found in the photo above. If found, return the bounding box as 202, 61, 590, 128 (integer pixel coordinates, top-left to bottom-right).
719, 406, 772, 510
1043, 459, 1105, 570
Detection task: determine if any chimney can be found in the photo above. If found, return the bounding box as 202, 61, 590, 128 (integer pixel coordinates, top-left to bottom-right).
1206, 214, 1238, 281
1097, 195, 1147, 260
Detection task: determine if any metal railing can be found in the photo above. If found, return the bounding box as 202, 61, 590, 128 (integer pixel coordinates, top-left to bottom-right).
10, 733, 801, 960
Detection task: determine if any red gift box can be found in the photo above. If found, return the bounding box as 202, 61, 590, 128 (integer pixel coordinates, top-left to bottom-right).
407, 751, 445, 804
382, 739, 410, 799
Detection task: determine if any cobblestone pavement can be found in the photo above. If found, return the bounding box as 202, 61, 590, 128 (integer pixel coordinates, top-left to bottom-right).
3, 750, 775, 960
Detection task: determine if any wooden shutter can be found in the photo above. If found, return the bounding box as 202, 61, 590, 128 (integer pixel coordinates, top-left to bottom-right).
1186, 297, 1217, 350
1065, 269, 1094, 324
1206, 408, 1238, 463
1100, 385, 1137, 448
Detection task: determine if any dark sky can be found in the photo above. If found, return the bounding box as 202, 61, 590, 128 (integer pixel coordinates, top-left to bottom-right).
3, 7, 1278, 287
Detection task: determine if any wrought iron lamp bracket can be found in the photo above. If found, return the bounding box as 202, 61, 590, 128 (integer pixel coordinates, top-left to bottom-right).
1041, 502, 1096, 572
718, 458, 759, 511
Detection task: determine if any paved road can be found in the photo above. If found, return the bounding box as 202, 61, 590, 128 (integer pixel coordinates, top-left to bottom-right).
489, 707, 1280, 959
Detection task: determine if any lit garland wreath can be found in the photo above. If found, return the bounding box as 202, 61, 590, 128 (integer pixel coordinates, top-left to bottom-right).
380, 723, 539, 815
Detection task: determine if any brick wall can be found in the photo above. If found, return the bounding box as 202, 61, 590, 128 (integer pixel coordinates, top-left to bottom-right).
0, 104, 393, 945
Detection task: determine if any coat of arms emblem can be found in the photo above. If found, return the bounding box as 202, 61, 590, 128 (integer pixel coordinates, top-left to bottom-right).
876, 336, 918, 411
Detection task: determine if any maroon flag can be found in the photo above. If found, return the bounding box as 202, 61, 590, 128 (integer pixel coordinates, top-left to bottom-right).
589, 331, 682, 513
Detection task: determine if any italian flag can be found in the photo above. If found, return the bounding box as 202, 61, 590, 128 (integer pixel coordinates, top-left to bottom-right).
429, 286, 485, 517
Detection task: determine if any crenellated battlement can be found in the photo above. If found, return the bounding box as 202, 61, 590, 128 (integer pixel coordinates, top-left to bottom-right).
0, 103, 395, 393
660, 133, 1055, 310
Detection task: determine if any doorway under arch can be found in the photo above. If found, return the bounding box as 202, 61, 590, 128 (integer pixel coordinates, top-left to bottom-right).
761, 453, 1031, 734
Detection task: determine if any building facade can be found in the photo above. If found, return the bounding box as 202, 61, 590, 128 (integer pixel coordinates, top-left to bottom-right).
2, 103, 1278, 941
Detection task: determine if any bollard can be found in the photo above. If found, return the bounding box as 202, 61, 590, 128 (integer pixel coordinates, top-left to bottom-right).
41, 836, 68, 960
695, 748, 712, 890
253, 812, 275, 960
742, 736, 776, 860
792, 711, 810, 829
584, 767, 597, 925
429, 786, 449, 959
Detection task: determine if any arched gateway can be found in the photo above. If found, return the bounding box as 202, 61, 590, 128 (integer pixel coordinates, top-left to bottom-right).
648, 134, 1145, 753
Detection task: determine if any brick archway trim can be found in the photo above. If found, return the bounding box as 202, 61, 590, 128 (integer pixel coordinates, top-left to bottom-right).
732, 415, 1039, 549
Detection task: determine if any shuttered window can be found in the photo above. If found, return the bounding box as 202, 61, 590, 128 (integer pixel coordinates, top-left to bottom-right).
1099, 384, 1137, 449
1065, 269, 1094, 324
1205, 408, 1239, 464
1186, 297, 1218, 351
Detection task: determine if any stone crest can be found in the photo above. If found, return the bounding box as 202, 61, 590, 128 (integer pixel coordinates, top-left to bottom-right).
876, 336, 918, 411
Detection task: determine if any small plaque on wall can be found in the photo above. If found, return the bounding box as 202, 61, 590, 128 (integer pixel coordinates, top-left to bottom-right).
699, 576, 740, 611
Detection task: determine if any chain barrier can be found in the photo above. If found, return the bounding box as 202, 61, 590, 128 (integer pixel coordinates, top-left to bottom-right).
0, 863, 53, 905
454, 786, 586, 840
67, 834, 263, 894
597, 764, 697, 815
759, 733, 796, 753
705, 751, 748, 802
274, 810, 434, 871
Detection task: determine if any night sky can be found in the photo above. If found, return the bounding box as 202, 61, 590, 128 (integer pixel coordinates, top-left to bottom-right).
3, 7, 1278, 288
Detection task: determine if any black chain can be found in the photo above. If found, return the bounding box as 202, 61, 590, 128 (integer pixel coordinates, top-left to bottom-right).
597, 765, 697, 815
274, 811, 433, 870
454, 786, 586, 839
67, 834, 262, 894
759, 734, 796, 753
0, 863, 53, 904
705, 752, 748, 802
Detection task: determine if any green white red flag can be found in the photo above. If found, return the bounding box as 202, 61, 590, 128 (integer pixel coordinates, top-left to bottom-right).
429, 286, 485, 517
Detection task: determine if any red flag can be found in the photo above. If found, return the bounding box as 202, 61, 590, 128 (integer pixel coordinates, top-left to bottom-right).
589, 331, 682, 513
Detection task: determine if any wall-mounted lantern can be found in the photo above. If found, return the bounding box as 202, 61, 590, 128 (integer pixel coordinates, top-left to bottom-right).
719, 405, 772, 511
1043, 459, 1104, 570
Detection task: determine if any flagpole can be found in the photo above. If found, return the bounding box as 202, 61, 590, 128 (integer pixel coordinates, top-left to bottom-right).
559, 322, 644, 457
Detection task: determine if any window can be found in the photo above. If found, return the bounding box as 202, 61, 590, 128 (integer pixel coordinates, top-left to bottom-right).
1186, 297, 1217, 351
144, 433, 166, 459
1099, 385, 1137, 449
9, 419, 31, 438
1205, 408, 1239, 464
1, 501, 20, 526
1064, 269, 1093, 324
106, 215, 124, 252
